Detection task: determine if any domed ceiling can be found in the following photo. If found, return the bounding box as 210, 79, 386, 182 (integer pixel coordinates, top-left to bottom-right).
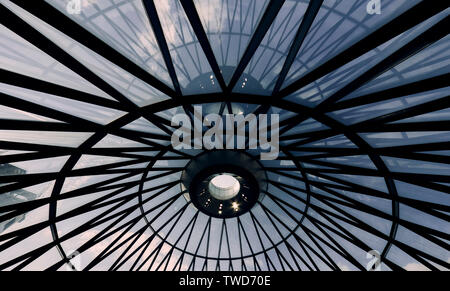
0, 0, 448, 271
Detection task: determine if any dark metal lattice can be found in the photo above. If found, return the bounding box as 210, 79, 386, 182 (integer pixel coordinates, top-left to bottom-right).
0, 0, 449, 271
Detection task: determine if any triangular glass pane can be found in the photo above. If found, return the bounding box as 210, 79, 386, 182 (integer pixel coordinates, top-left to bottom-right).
284, 6, 441, 109
346, 34, 450, 99
233, 1, 308, 95
193, 0, 270, 84
4, 1, 171, 107
0, 130, 93, 148
282, 0, 421, 90
0, 19, 113, 100
154, 0, 223, 95
45, 0, 173, 88
0, 82, 126, 125
0, 103, 62, 123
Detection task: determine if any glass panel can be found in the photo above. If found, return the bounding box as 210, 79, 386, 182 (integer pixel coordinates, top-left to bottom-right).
0, 130, 93, 147
283, 118, 330, 136
314, 155, 377, 170
285, 2, 439, 108
45, 0, 173, 87
329, 87, 449, 126
0, 21, 113, 100
387, 245, 430, 271
322, 173, 388, 193
395, 107, 450, 123
399, 204, 449, 234
3, 1, 171, 107
0, 83, 126, 125
0, 227, 52, 265
383, 156, 450, 175
194, 0, 270, 83
360, 131, 450, 148
233, 0, 308, 95
283, 0, 421, 89
122, 117, 169, 136
395, 180, 450, 205
5, 156, 69, 175
306, 134, 357, 148
0, 104, 60, 122
154, 0, 220, 95
396, 226, 449, 268
347, 35, 450, 98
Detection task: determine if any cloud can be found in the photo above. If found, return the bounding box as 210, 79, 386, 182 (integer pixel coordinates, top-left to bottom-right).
403, 263, 430, 271
337, 263, 352, 271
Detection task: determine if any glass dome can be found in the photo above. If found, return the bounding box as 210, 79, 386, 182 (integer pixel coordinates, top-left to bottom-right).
0, 0, 448, 271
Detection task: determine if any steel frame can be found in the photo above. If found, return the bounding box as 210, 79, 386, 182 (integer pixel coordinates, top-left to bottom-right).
0, 0, 448, 271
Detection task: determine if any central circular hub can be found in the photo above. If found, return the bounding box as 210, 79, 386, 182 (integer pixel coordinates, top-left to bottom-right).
181, 151, 268, 219
208, 174, 241, 201
190, 167, 260, 218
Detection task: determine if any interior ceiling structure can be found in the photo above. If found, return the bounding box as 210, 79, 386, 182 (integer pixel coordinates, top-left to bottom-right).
0, 0, 449, 271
